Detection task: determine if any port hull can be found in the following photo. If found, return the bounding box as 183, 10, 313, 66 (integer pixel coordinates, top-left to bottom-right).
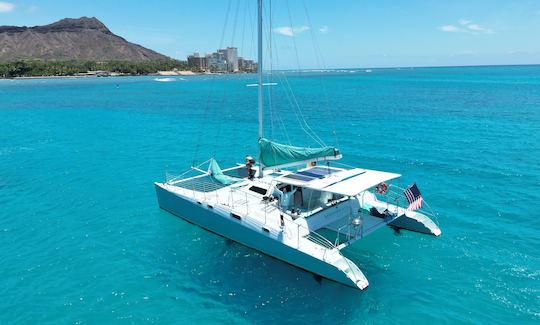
155, 183, 365, 290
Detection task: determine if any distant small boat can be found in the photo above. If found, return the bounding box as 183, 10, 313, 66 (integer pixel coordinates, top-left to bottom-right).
246, 82, 277, 87
154, 77, 176, 82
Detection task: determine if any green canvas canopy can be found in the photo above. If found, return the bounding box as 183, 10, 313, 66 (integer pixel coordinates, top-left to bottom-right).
259, 138, 340, 168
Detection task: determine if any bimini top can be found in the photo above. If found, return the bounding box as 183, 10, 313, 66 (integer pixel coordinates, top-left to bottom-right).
275, 166, 400, 197
259, 138, 341, 169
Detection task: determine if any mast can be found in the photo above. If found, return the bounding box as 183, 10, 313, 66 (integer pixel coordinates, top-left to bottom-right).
257, 0, 264, 177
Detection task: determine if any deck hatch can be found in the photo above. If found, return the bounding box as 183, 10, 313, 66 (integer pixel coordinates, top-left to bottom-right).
249, 186, 268, 195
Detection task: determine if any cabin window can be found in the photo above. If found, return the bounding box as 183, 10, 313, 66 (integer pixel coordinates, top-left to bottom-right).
249, 186, 267, 195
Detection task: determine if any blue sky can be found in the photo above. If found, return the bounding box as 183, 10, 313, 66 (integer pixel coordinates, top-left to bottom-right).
1, 0, 539, 68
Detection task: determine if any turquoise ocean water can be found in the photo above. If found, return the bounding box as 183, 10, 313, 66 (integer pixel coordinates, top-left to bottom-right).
1, 65, 539, 324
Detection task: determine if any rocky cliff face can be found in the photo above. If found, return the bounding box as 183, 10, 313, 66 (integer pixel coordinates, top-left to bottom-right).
0, 17, 169, 61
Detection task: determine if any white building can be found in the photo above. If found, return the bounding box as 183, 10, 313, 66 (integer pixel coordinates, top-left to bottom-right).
222, 47, 238, 72
206, 51, 227, 72
190, 47, 245, 73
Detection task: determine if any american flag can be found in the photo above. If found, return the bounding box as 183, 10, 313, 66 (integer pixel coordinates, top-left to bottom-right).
404, 183, 423, 211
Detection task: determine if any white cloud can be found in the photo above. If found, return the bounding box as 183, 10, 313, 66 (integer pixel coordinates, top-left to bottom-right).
0, 1, 15, 13
294, 25, 309, 34
439, 25, 461, 32
438, 19, 494, 34
319, 25, 329, 34
274, 27, 294, 36
273, 25, 309, 37
467, 23, 493, 34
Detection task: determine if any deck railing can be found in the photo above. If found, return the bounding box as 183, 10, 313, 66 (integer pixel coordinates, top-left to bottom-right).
381, 184, 440, 226
302, 226, 336, 250
329, 183, 440, 249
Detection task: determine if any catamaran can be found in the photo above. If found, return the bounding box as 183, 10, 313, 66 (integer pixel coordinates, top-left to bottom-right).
155, 0, 441, 290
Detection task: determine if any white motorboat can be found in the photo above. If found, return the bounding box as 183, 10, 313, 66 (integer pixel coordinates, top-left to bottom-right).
155, 0, 441, 290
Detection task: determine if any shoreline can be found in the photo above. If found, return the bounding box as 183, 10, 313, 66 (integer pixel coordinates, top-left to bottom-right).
3, 63, 537, 80
1, 70, 258, 80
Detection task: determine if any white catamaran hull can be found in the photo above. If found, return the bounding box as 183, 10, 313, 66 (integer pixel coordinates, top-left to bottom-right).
155, 182, 368, 289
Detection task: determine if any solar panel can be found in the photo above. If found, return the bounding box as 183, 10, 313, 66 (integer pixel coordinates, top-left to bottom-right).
305, 166, 340, 177
283, 173, 315, 182
297, 170, 325, 179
